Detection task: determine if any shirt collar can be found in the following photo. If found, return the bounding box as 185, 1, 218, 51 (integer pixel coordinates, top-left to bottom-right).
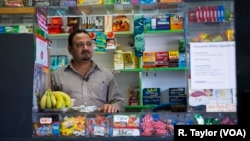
64, 59, 101, 72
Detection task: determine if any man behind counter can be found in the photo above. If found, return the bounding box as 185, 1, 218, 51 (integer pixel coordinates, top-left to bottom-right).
51, 29, 125, 113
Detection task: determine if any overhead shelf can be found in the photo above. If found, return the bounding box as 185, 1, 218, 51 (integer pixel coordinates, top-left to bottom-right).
44, 2, 184, 17
0, 7, 35, 14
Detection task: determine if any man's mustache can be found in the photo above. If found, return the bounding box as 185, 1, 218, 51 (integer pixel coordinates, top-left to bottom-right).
81, 50, 90, 54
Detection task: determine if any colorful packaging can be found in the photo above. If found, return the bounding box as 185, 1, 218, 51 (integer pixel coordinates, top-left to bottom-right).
60, 114, 86, 136
86, 114, 113, 137
142, 52, 155, 68
168, 50, 179, 67
33, 116, 60, 136
113, 114, 140, 136
170, 15, 183, 30
155, 52, 169, 67
140, 113, 168, 136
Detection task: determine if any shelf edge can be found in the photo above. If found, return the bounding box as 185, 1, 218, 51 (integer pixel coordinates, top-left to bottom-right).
0, 7, 36, 14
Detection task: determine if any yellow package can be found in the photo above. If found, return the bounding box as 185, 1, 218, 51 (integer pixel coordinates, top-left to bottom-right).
123, 51, 135, 69
226, 29, 234, 41
78, 0, 103, 5
114, 50, 124, 70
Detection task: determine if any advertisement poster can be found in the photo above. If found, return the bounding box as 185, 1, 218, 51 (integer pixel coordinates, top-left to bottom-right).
188, 42, 236, 112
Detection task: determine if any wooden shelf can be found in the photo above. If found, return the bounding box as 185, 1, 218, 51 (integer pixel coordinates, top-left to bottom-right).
0, 7, 35, 14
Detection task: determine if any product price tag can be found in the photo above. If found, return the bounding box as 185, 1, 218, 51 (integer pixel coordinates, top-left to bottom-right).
113, 115, 129, 123
113, 128, 140, 136
93, 126, 105, 136
40, 117, 52, 124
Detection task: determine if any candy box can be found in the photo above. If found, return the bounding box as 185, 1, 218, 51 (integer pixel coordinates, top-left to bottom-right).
169, 87, 185, 97
143, 88, 161, 105
86, 113, 113, 137
155, 52, 169, 67
60, 113, 86, 136
170, 15, 183, 30
140, 113, 168, 136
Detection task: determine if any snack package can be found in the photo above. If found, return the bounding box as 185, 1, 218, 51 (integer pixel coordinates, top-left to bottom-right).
86, 114, 113, 137
60, 114, 86, 136
112, 15, 130, 32
5, 0, 25, 7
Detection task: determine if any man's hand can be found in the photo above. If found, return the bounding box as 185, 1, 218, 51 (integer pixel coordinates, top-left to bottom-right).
98, 104, 119, 113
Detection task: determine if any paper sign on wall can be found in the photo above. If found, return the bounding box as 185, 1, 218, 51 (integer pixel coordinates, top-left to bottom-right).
35, 35, 48, 67
190, 41, 236, 89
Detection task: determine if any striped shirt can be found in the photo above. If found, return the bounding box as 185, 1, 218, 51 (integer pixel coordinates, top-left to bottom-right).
51, 60, 125, 112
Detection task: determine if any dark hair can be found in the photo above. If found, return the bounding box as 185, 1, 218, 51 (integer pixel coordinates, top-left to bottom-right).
68, 29, 90, 47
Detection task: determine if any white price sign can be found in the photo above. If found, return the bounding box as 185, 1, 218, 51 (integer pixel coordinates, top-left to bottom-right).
93, 126, 105, 136
113, 115, 129, 123
39, 117, 52, 124
112, 128, 140, 136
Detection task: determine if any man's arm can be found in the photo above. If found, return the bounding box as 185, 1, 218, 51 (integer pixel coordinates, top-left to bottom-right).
107, 77, 125, 112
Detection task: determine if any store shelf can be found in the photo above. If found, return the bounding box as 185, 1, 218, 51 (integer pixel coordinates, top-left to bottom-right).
0, 7, 36, 14
142, 67, 186, 72
125, 105, 156, 109
48, 31, 134, 39
145, 30, 184, 34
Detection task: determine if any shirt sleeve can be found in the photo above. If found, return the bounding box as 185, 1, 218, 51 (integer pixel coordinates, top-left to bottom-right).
107, 75, 125, 112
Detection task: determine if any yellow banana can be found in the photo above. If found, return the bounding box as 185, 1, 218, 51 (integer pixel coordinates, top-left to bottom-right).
61, 100, 65, 108
53, 91, 71, 107
49, 90, 57, 108
53, 92, 64, 108
46, 91, 52, 109
40, 93, 47, 109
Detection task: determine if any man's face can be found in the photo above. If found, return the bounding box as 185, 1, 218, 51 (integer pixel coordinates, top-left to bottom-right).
68, 33, 93, 62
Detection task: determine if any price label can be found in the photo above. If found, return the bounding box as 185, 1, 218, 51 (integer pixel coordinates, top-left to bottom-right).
113, 115, 129, 123
113, 128, 140, 136
93, 126, 105, 136
40, 117, 52, 124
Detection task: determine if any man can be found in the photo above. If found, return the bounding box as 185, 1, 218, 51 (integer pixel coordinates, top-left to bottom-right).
51, 29, 125, 113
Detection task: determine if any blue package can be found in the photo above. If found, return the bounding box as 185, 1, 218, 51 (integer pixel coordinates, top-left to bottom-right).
57, 55, 68, 68
50, 55, 58, 70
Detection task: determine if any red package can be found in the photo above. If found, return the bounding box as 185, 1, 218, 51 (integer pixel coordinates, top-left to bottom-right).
196, 6, 202, 22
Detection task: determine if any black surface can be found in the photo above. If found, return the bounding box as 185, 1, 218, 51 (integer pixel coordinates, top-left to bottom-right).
1, 136, 174, 141
184, 0, 233, 2
234, 0, 250, 126
0, 34, 34, 139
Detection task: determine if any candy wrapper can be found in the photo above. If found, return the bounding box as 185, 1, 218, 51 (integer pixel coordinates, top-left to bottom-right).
140, 113, 168, 136
5, 0, 25, 7
71, 105, 98, 113
60, 113, 86, 136
86, 114, 113, 137
33, 114, 60, 137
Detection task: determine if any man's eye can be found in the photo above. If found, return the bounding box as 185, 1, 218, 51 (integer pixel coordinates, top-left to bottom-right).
86, 42, 92, 46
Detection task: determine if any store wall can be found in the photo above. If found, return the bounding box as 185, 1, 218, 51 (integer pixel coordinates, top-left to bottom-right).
0, 34, 34, 139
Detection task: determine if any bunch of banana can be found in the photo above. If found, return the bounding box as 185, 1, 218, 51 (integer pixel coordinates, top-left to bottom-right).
40, 89, 72, 109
